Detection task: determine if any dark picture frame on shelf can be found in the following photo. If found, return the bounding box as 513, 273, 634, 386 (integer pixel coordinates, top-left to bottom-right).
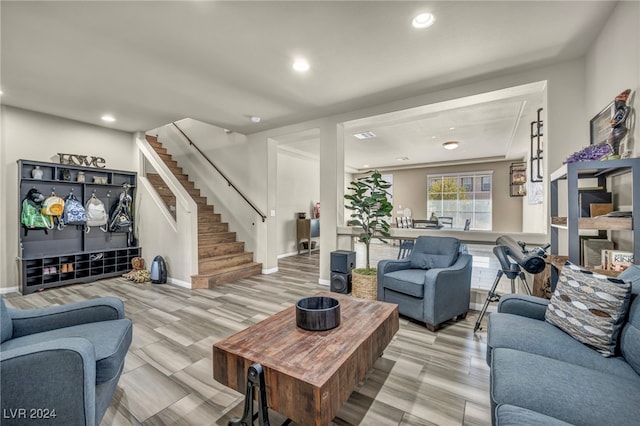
590, 101, 614, 145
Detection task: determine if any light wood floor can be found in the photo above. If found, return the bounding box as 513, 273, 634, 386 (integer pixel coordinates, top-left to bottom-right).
3, 253, 492, 426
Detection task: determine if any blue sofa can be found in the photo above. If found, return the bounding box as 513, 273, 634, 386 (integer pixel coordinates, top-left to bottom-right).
0, 297, 132, 426
486, 265, 640, 425
377, 236, 472, 331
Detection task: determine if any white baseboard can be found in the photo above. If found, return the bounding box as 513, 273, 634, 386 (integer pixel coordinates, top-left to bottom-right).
318, 279, 330, 286
277, 249, 318, 259
168, 278, 191, 289
0, 286, 20, 294
262, 267, 278, 274
277, 251, 299, 259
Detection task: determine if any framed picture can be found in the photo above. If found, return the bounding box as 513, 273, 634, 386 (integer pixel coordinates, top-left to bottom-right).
590, 102, 614, 145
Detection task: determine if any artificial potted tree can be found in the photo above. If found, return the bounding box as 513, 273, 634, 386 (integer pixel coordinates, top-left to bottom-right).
344, 170, 393, 300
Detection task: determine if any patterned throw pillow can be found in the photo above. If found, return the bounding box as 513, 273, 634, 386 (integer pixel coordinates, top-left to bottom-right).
545, 261, 632, 357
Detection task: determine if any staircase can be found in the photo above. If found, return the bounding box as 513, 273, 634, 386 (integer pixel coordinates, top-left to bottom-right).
145, 135, 262, 288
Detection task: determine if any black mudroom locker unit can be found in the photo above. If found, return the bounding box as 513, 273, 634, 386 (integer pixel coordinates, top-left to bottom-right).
17, 159, 141, 294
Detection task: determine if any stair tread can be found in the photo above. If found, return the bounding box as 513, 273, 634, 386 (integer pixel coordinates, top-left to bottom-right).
198, 252, 255, 272
198, 230, 233, 236
199, 252, 253, 261
193, 262, 262, 277
198, 240, 241, 246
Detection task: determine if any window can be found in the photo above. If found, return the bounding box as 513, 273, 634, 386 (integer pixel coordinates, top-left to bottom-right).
481, 176, 491, 192
427, 171, 493, 230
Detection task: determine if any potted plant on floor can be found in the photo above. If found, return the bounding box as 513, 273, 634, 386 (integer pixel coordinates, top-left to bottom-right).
344, 170, 393, 300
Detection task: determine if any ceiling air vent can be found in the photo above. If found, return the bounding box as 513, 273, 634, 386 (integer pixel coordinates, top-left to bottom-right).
353, 131, 377, 140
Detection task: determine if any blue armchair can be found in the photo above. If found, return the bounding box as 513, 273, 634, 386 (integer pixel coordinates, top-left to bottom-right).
1, 297, 132, 426
377, 236, 472, 331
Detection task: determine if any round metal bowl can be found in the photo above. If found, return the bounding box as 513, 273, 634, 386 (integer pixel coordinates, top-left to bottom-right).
295, 296, 341, 331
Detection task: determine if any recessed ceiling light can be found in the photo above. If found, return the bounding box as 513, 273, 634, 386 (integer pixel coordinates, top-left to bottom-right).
412, 13, 435, 29
443, 141, 459, 150
250, 116, 261, 123
292, 58, 310, 72
0, 89, 3, 95
353, 131, 377, 140
449, 127, 455, 131
363, 164, 370, 168
431, 135, 437, 139
396, 157, 410, 161
101, 114, 116, 122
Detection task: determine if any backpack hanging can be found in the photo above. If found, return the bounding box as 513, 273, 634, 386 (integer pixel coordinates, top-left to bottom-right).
85, 194, 108, 232
59, 192, 87, 229
109, 191, 133, 233
21, 188, 54, 236
42, 192, 65, 217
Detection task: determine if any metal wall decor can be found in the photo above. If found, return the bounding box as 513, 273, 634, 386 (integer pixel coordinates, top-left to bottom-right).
57, 153, 106, 168
529, 108, 543, 183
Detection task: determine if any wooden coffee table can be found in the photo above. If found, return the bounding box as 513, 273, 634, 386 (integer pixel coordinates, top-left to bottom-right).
212, 292, 399, 426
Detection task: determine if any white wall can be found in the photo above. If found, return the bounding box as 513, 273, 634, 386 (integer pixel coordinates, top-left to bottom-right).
276, 150, 320, 256
582, 1, 640, 254
0, 106, 136, 292
585, 1, 639, 154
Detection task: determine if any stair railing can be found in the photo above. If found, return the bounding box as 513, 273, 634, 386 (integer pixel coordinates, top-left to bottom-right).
172, 122, 267, 222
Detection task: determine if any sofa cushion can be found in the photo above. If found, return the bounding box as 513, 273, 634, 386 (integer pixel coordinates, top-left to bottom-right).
491, 348, 640, 426
545, 262, 631, 356
409, 236, 459, 269
381, 269, 426, 297
1, 299, 12, 343
618, 266, 640, 375
487, 312, 636, 378
1, 319, 132, 384
496, 404, 575, 426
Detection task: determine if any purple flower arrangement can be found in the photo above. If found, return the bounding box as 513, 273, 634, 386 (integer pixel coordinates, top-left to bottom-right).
564, 142, 612, 164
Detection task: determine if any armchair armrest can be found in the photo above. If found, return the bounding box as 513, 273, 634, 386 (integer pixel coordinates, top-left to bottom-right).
1, 338, 97, 426
378, 258, 411, 275
426, 253, 473, 289
9, 297, 125, 338
423, 254, 473, 325
377, 259, 412, 298
497, 294, 549, 320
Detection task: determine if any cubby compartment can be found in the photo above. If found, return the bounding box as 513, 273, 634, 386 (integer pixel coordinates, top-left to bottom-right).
26, 275, 43, 287
103, 251, 116, 274
116, 249, 130, 272
18, 159, 141, 294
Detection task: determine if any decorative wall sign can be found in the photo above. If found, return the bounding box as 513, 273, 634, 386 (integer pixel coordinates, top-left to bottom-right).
58, 153, 106, 168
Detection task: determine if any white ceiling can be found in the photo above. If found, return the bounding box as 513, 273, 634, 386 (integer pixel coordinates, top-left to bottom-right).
1, 1, 615, 169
